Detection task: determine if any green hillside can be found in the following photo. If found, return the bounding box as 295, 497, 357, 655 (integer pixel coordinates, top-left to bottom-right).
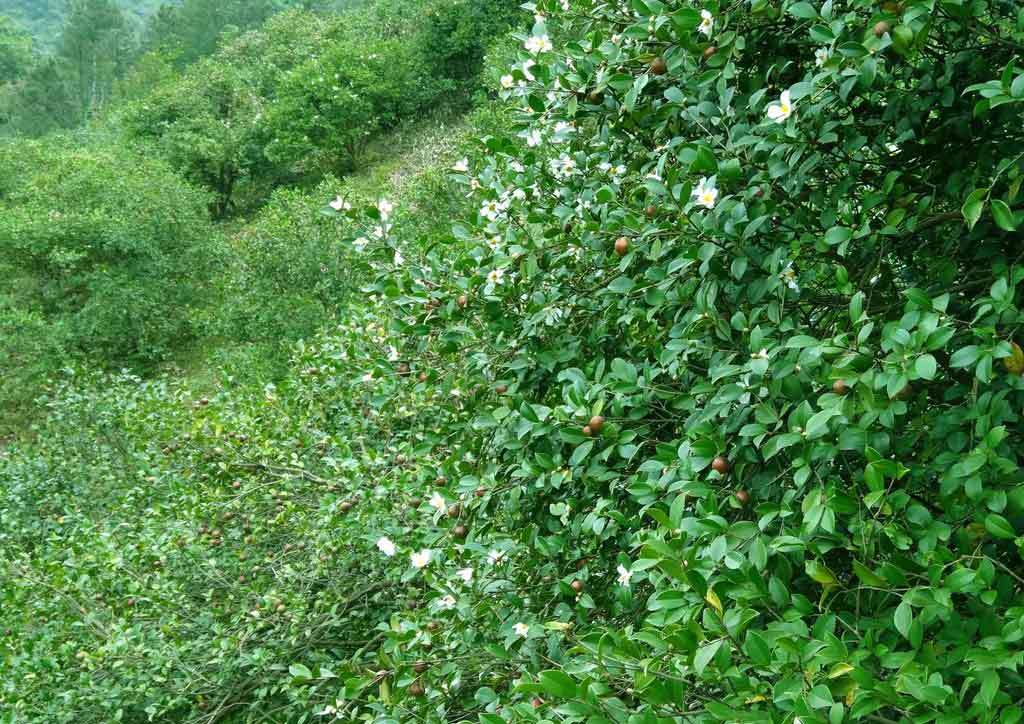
3, 0, 1024, 722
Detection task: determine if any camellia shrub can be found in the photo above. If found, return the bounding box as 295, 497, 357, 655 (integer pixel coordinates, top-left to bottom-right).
309, 0, 1024, 721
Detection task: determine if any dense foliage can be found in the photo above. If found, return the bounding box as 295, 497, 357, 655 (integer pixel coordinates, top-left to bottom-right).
4, 0, 1024, 723
0, 138, 222, 431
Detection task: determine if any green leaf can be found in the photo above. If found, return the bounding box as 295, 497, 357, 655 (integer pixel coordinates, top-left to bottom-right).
950, 346, 980, 368
570, 440, 594, 467
694, 639, 724, 675
538, 670, 577, 699
787, 2, 819, 19
289, 663, 313, 680
991, 199, 1018, 231
961, 188, 987, 230
914, 354, 937, 380
894, 601, 913, 639
984, 513, 1016, 539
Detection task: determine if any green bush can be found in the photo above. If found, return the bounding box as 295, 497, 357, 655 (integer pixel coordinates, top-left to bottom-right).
0, 138, 222, 368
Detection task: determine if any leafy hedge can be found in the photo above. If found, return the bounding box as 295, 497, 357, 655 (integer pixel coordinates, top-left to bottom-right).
4, 0, 1024, 722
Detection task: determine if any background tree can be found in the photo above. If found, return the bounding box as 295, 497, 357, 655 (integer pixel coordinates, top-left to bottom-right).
57, 0, 132, 123
0, 14, 31, 83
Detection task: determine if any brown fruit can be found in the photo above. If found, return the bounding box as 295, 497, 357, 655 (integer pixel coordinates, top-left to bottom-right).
588, 415, 605, 433
474, 486, 487, 498
232, 481, 241, 489
873, 21, 890, 37
1005, 342, 1024, 375
452, 524, 468, 539
457, 294, 468, 308
419, 372, 428, 382
426, 621, 440, 632
832, 380, 848, 395
495, 384, 508, 394
414, 661, 429, 674
434, 475, 447, 485
582, 425, 593, 437
703, 45, 717, 60
340, 501, 353, 513
614, 236, 630, 256
198, 398, 209, 406
570, 579, 584, 593
712, 456, 730, 475
645, 204, 658, 219
650, 57, 667, 75
409, 681, 426, 697
532, 697, 544, 708
447, 504, 462, 519
410, 497, 422, 508
734, 489, 750, 505
587, 90, 604, 104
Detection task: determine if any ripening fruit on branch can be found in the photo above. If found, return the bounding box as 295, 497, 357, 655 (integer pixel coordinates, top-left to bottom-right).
588, 415, 604, 433
703, 45, 717, 60
452, 524, 468, 539
413, 661, 429, 673
457, 294, 468, 308
495, 384, 508, 394
832, 380, 848, 394
614, 237, 629, 256
649, 57, 667, 75
712, 456, 730, 474
1004, 342, 1024, 375
645, 205, 658, 219
582, 425, 592, 436
408, 681, 425, 697
587, 90, 604, 104
447, 504, 461, 519
340, 500, 354, 513
874, 21, 890, 37
570, 579, 584, 593
734, 489, 750, 505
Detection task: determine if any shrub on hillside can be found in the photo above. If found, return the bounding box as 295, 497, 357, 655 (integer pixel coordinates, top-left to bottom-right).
0, 139, 221, 367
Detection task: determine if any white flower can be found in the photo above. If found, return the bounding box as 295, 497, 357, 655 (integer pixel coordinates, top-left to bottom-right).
371, 225, 385, 239
767, 90, 794, 123
329, 195, 350, 211
692, 177, 719, 209
509, 160, 525, 173
487, 268, 506, 285
752, 348, 769, 359
353, 237, 369, 252
617, 564, 633, 586
387, 345, 399, 362
437, 595, 456, 610
522, 60, 536, 81
429, 492, 446, 511
526, 129, 543, 147
815, 47, 830, 67
780, 262, 800, 291
486, 236, 502, 252
500, 74, 515, 89
376, 537, 396, 557
411, 549, 431, 569
560, 0, 570, 10
611, 33, 621, 44
513, 622, 530, 638
361, 372, 374, 383
698, 9, 714, 37
524, 35, 553, 54
456, 567, 474, 583
393, 249, 404, 266
452, 158, 469, 172
488, 549, 506, 565
378, 198, 394, 220
553, 121, 575, 136
480, 199, 507, 220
